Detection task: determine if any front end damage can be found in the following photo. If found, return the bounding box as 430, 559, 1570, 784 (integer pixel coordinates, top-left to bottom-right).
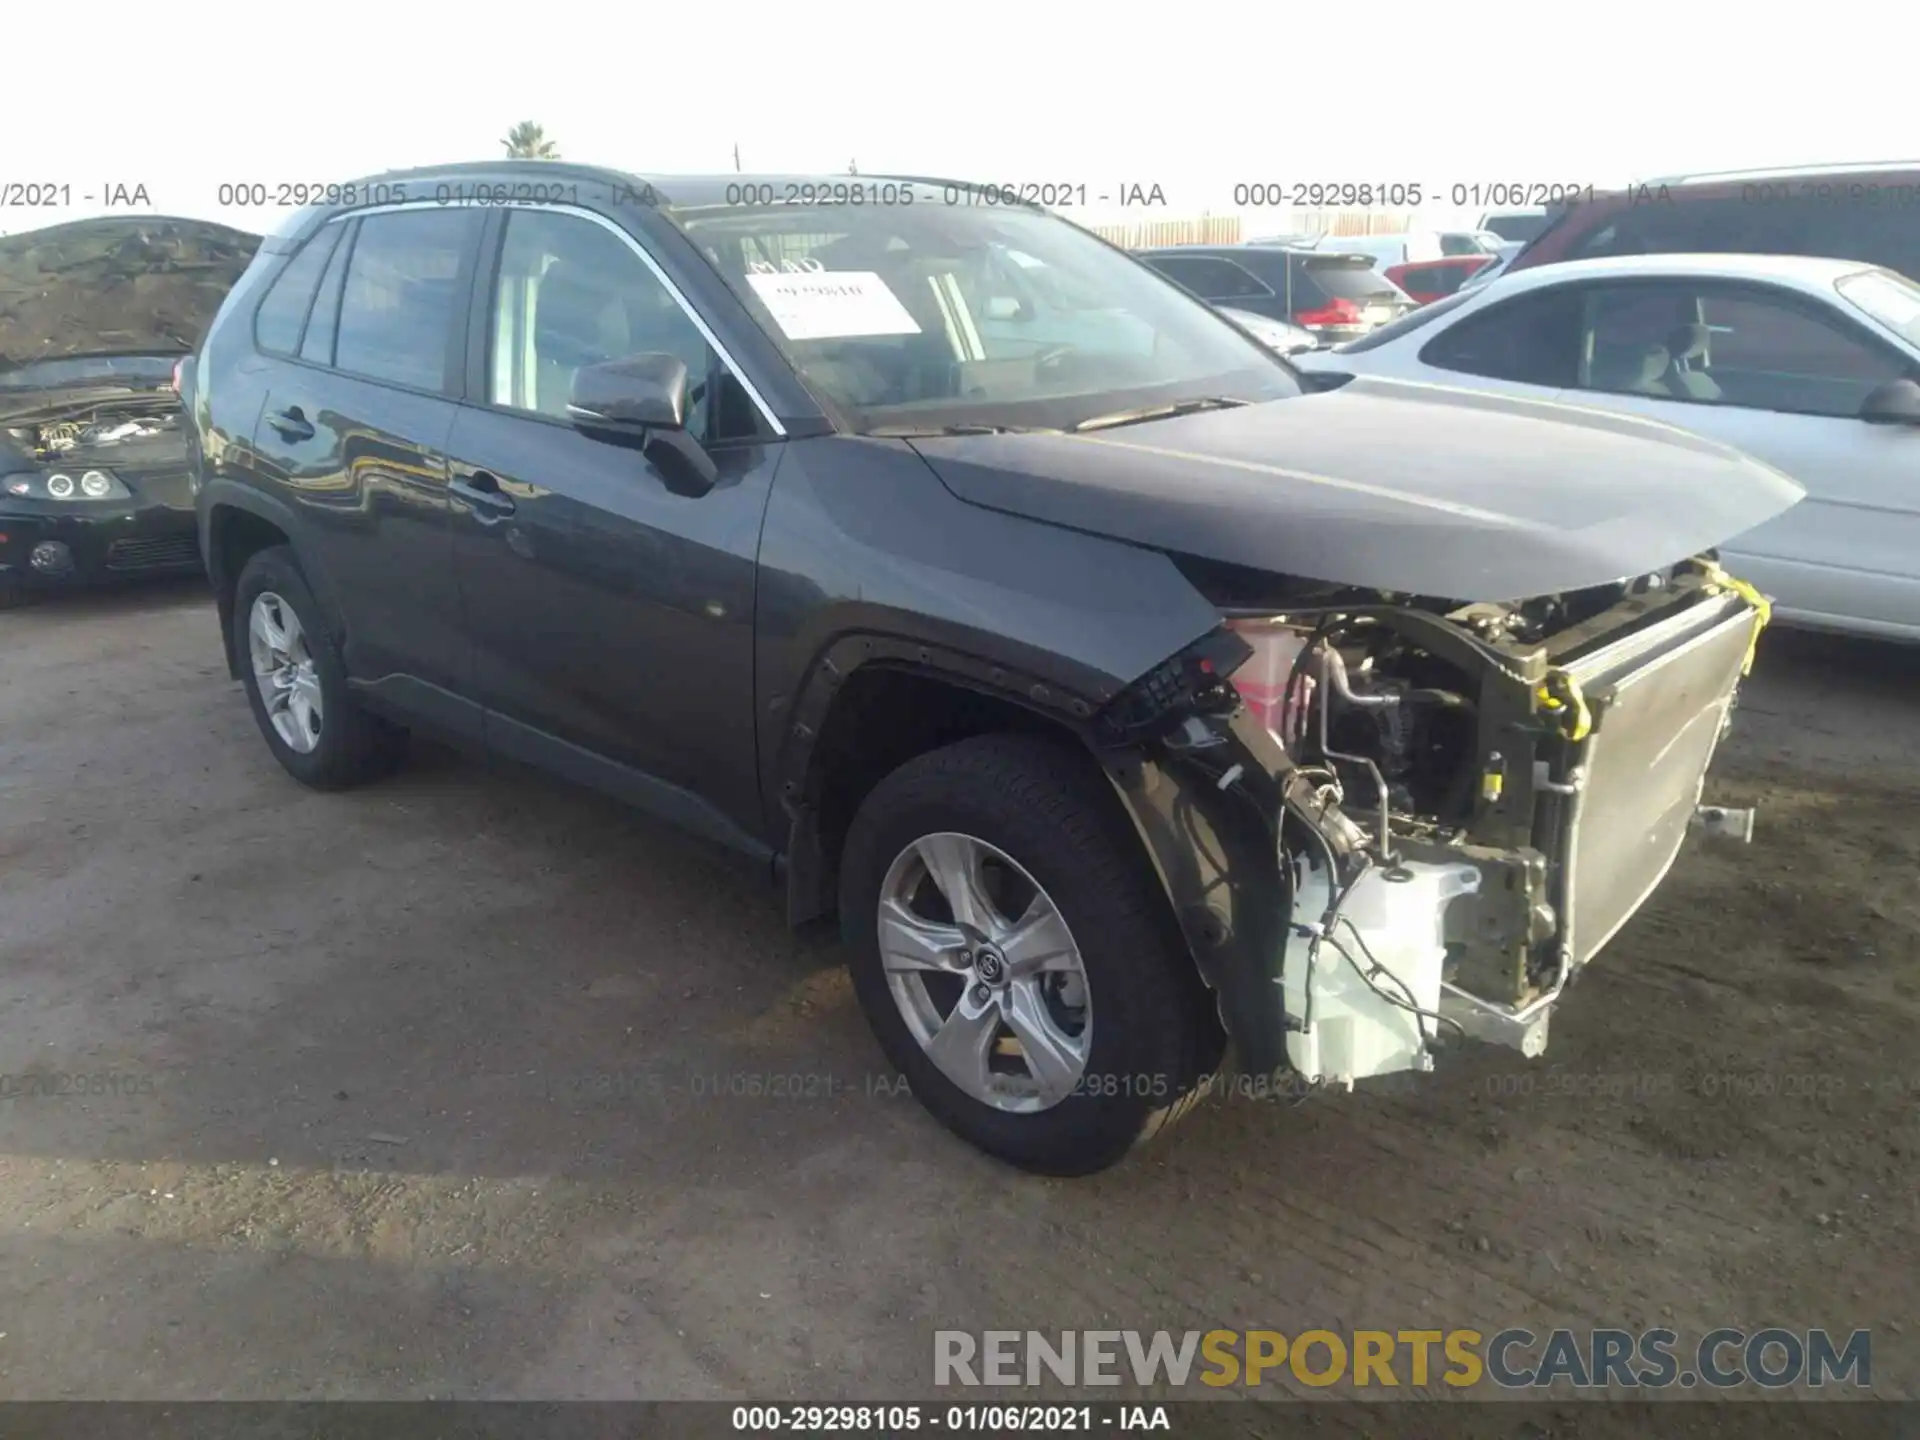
1096, 557, 1770, 1086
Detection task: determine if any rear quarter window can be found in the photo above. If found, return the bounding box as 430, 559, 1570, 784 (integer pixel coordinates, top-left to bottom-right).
252, 225, 343, 356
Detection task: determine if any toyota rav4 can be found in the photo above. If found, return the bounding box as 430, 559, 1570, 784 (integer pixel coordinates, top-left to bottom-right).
186, 164, 1801, 1174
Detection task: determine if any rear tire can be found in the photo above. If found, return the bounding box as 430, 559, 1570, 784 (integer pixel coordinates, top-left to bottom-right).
840, 733, 1220, 1175
232, 545, 406, 790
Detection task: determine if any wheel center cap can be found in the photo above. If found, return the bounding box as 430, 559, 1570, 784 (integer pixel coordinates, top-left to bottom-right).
974, 946, 1007, 984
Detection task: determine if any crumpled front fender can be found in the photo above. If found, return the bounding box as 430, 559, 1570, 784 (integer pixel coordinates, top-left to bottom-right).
1100, 708, 1301, 1077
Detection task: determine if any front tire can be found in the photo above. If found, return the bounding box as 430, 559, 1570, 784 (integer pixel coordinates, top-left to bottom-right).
840, 734, 1220, 1175
231, 545, 406, 790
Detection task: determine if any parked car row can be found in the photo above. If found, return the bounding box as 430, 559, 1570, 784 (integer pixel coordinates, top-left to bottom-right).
1136, 246, 1415, 344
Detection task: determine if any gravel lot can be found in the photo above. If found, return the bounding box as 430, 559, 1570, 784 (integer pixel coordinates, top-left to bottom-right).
2, 579, 1915, 1412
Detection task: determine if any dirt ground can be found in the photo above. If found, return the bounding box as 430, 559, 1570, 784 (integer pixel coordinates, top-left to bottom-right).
1, 579, 1915, 1417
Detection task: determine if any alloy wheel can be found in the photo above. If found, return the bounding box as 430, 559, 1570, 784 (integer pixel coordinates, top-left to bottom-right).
877, 832, 1093, 1113
248, 591, 324, 754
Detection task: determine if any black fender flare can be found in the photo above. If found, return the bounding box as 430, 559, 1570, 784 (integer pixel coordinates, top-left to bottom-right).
198, 478, 343, 680
773, 628, 1113, 927
776, 628, 1297, 1075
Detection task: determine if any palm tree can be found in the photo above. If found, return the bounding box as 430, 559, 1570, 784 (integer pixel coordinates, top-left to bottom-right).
501, 122, 559, 159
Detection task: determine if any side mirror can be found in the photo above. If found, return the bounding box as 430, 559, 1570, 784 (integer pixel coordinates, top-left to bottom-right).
567, 353, 689, 436
567, 352, 717, 497
1860, 377, 1920, 426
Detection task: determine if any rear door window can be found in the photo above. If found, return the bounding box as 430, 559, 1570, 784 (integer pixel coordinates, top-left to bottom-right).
1304, 260, 1401, 301
252, 224, 343, 356
1573, 280, 1908, 416
1419, 288, 1582, 385
333, 209, 474, 394
1142, 255, 1272, 301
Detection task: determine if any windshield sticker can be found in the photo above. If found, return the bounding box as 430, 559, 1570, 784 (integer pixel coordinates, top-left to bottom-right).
745, 270, 922, 341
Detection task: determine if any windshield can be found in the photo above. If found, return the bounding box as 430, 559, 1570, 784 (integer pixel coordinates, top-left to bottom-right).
1836, 269, 1920, 348
669, 191, 1300, 431
1302, 260, 1406, 301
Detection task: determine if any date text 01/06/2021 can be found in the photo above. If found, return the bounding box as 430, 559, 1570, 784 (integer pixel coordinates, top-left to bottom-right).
209, 180, 663, 210
731, 1404, 1171, 1431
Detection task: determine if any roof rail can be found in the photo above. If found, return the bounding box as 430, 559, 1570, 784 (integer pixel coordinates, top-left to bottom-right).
1645, 160, 1920, 186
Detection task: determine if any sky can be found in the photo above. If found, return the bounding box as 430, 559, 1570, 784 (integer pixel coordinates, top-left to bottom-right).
4, 0, 1913, 238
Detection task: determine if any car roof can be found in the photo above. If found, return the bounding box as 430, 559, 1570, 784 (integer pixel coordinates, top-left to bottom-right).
301, 161, 1045, 208
261, 163, 1057, 245
1642, 159, 1920, 187
1491, 251, 1887, 291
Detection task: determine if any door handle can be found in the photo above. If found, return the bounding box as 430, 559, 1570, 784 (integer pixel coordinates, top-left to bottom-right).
451, 471, 516, 519
266, 406, 315, 443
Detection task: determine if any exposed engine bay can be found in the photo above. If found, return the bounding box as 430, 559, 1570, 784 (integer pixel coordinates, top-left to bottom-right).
1100, 557, 1771, 1090
4, 397, 182, 462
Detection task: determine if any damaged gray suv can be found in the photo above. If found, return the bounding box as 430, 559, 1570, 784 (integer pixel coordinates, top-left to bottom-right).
186, 164, 1801, 1174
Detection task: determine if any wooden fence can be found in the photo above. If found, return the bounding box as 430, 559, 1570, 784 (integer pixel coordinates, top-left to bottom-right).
1084, 210, 1418, 250
1087, 216, 1243, 249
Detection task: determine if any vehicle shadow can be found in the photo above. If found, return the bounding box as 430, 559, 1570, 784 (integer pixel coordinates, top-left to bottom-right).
2, 573, 212, 622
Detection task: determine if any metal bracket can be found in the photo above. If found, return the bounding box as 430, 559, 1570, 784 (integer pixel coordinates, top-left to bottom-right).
1439, 982, 1552, 1058
1691, 804, 1756, 843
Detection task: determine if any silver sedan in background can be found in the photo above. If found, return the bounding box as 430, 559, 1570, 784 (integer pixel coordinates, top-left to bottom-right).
1293, 253, 1920, 640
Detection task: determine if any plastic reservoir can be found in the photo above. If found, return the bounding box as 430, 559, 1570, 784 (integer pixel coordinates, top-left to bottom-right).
1282, 858, 1482, 1085
1227, 619, 1316, 749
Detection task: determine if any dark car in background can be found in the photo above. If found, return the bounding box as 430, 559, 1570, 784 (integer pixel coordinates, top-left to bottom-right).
1384, 254, 1495, 304
187, 163, 1794, 1176
1478, 209, 1551, 244
1137, 245, 1414, 344
1506, 162, 1920, 281
0, 216, 260, 605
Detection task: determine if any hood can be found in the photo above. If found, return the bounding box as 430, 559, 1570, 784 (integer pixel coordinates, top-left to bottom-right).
0, 216, 260, 370
907, 376, 1804, 603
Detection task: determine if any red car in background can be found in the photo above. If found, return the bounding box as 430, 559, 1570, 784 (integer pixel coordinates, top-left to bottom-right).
1383, 255, 1495, 304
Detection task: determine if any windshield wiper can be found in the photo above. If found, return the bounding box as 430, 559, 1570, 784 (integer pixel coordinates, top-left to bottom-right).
863, 422, 1055, 438
1069, 395, 1251, 433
